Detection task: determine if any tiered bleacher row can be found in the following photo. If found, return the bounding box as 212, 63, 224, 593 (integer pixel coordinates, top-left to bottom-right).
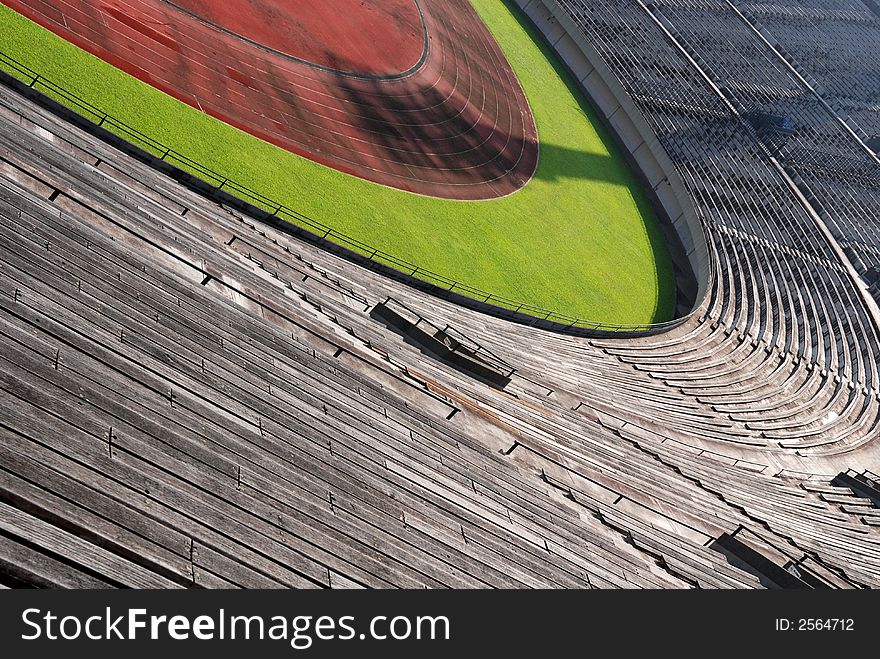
737, 0, 880, 139
639, 0, 880, 311
547, 0, 880, 448
0, 0, 879, 588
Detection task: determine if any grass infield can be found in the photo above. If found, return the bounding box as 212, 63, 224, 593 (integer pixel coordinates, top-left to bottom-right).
0, 0, 675, 324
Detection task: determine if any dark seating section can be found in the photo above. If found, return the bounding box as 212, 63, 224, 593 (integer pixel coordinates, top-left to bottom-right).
550, 0, 880, 454
1, 0, 880, 588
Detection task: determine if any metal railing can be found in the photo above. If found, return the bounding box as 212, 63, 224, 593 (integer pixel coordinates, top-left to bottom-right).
0, 49, 686, 334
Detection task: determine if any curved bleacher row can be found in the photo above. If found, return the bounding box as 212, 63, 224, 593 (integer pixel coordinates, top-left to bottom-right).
728, 0, 880, 305
645, 0, 880, 313
538, 0, 880, 453
736, 0, 880, 140
0, 0, 879, 588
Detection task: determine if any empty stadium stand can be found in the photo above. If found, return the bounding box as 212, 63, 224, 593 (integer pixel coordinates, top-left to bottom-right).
1, 0, 879, 588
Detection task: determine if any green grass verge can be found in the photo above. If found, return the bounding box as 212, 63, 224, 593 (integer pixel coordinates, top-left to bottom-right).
0, 0, 675, 324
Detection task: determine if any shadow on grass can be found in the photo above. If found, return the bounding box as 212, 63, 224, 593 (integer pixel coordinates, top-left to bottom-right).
535, 142, 678, 323
320, 0, 678, 322
7, 0, 678, 323
534, 142, 625, 184
495, 0, 677, 322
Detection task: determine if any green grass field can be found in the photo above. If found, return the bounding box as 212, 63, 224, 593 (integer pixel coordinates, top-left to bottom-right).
0, 0, 675, 324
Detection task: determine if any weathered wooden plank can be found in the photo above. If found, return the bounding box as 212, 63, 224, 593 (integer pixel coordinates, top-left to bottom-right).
0, 448, 197, 586
0, 501, 180, 589
0, 402, 331, 588
0, 533, 113, 589
0, 316, 532, 588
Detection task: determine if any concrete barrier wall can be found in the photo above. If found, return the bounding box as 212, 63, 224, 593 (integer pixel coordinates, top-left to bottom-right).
512, 0, 712, 314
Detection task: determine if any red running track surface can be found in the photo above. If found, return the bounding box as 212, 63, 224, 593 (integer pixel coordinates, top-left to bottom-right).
5, 0, 539, 199
164, 0, 426, 77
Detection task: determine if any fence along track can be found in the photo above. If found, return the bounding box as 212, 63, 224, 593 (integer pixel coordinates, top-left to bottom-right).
0, 50, 688, 336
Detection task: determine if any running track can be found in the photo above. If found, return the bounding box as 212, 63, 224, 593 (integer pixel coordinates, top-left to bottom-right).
3, 0, 540, 199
